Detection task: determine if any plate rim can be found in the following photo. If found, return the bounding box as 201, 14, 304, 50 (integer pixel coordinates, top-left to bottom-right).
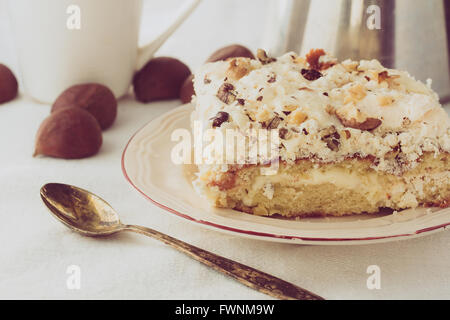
121, 104, 450, 245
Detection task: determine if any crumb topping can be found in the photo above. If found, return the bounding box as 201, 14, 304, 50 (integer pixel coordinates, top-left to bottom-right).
192, 49, 450, 175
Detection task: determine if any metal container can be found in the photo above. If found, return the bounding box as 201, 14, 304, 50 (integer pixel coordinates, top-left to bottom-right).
265, 0, 450, 101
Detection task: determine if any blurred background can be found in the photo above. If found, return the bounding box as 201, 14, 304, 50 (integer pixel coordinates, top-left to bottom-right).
2, 0, 450, 101
0, 0, 270, 85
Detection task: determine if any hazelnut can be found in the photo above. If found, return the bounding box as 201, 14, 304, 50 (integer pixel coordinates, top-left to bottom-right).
337, 114, 382, 131
321, 127, 340, 151
217, 83, 236, 104
266, 116, 282, 129
377, 71, 400, 84
133, 57, 191, 103
267, 74, 276, 83
211, 111, 229, 128
256, 49, 276, 64
34, 108, 102, 159
335, 103, 382, 130
226, 58, 252, 80
305, 48, 335, 71
306, 48, 326, 70
179, 74, 195, 104
279, 128, 289, 139
301, 68, 322, 81
343, 130, 351, 139
206, 44, 255, 62
288, 110, 308, 125
0, 64, 18, 104
284, 104, 298, 112
52, 83, 117, 130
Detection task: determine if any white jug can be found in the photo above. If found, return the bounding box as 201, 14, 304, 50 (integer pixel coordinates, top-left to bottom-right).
8, 0, 201, 103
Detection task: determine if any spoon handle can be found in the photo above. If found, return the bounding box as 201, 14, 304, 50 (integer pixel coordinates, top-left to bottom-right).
124, 224, 323, 300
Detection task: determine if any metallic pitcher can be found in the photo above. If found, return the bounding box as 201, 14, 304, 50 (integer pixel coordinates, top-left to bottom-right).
265, 0, 450, 101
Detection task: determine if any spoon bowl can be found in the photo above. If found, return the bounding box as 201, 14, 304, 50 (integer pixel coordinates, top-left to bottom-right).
40, 182, 324, 300
40, 183, 123, 236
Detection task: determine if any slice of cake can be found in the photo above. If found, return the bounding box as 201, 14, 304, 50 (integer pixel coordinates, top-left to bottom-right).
190, 49, 450, 217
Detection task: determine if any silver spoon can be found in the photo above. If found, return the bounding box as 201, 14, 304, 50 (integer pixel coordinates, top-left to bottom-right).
40, 183, 323, 300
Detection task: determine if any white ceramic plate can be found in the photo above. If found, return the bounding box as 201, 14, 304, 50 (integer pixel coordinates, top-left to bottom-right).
122, 104, 450, 245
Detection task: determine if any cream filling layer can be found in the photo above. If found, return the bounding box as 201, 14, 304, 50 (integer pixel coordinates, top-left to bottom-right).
243, 168, 391, 206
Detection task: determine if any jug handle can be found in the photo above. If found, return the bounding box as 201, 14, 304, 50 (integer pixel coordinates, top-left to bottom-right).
136, 0, 202, 70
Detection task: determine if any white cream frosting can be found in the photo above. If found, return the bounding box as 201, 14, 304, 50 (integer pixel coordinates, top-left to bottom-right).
192, 50, 450, 175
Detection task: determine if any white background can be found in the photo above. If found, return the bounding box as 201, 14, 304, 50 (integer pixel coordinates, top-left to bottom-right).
0, 0, 449, 299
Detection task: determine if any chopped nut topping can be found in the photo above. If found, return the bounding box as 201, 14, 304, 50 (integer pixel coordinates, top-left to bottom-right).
204, 76, 211, 84
320, 126, 338, 138
324, 136, 340, 151
226, 58, 251, 80
267, 73, 277, 83
378, 71, 400, 84
325, 139, 340, 151
384, 144, 401, 161
211, 111, 229, 128
267, 116, 282, 129
343, 130, 351, 139
256, 49, 276, 64
335, 104, 382, 130
288, 110, 308, 125
217, 83, 236, 104
301, 68, 323, 81
298, 87, 313, 91
321, 126, 340, 151
306, 49, 324, 69
305, 48, 335, 70
284, 104, 298, 112
337, 115, 382, 130
256, 96, 263, 101
246, 111, 256, 121
336, 103, 366, 122
402, 117, 411, 126
293, 57, 306, 64
237, 98, 245, 105
342, 60, 359, 72
279, 128, 289, 139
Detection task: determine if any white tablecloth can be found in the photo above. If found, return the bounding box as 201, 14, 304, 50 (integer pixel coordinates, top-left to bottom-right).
1, 0, 449, 300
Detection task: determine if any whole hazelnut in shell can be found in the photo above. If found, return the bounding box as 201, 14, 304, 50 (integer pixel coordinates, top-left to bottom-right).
52, 83, 117, 130
206, 44, 255, 62
179, 74, 195, 104
0, 64, 18, 104
133, 57, 191, 103
35, 108, 103, 159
